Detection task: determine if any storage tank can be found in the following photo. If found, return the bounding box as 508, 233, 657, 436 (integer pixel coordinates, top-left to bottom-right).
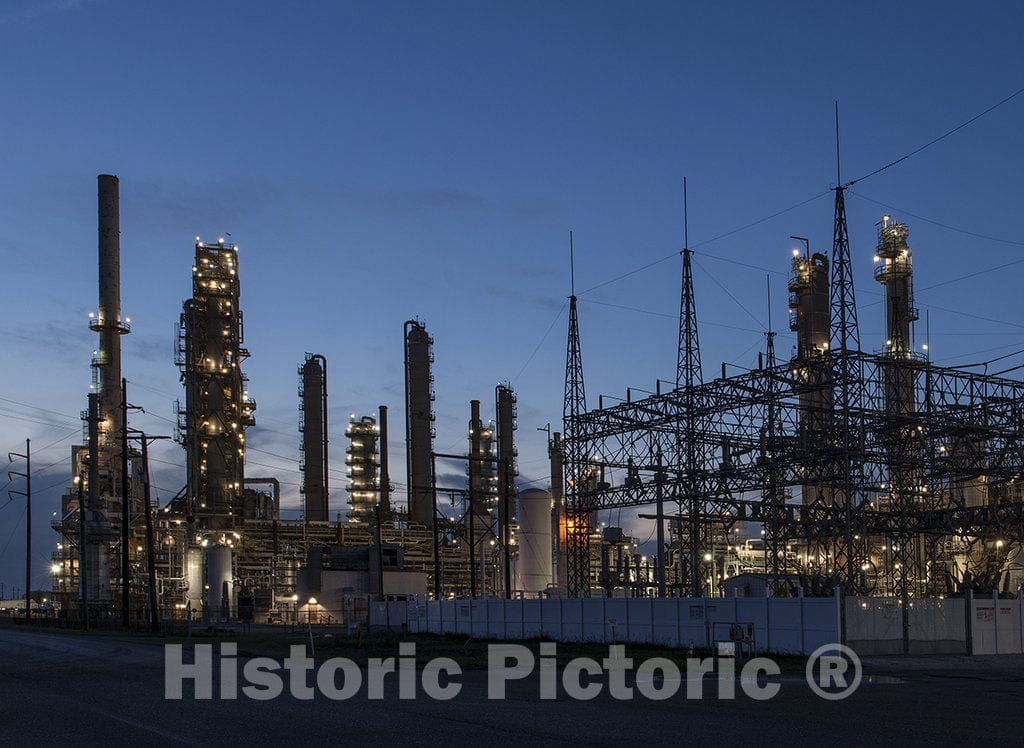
186, 546, 204, 606
515, 488, 553, 596
207, 545, 233, 617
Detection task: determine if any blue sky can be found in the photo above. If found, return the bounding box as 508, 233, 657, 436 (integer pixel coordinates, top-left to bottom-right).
1, 1, 1023, 592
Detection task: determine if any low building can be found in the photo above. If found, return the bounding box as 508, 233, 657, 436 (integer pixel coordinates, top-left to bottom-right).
295, 544, 427, 619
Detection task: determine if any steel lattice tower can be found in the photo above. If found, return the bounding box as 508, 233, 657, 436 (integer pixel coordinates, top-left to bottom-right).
829, 186, 860, 354
563, 232, 590, 597
676, 247, 707, 594
762, 281, 789, 590
827, 106, 863, 587
675, 179, 706, 596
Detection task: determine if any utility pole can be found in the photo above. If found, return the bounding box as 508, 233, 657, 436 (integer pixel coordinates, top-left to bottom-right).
374, 504, 385, 599
121, 377, 130, 628
138, 435, 167, 633
7, 439, 31, 620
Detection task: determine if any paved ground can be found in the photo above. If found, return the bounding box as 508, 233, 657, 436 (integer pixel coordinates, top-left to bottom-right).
2, 626, 1022, 745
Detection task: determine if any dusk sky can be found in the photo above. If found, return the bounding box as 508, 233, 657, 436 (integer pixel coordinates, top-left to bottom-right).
2, 1, 1023, 593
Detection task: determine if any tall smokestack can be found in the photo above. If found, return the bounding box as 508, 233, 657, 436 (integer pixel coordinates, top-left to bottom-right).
94, 175, 127, 462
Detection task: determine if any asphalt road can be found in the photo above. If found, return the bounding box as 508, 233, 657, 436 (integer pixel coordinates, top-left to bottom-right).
1, 626, 1021, 745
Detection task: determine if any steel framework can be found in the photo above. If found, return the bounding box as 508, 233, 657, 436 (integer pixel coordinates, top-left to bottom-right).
563, 188, 1024, 600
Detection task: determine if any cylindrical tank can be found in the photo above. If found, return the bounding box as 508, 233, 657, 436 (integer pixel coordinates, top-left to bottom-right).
515, 488, 553, 595
207, 545, 233, 616
186, 547, 204, 605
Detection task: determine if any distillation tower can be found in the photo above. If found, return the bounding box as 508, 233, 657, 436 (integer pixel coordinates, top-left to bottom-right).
299, 353, 329, 522
404, 320, 435, 527
346, 415, 379, 521
787, 246, 833, 505
176, 239, 256, 526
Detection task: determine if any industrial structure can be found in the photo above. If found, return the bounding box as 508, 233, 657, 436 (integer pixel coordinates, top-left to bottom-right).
299, 353, 329, 523
346, 415, 379, 521
56, 176, 133, 608
404, 320, 435, 528
176, 237, 255, 521
561, 180, 1024, 620
45, 154, 1024, 637
53, 177, 512, 625
468, 395, 495, 590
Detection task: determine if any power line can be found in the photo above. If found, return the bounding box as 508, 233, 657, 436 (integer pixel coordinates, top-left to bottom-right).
690, 191, 833, 250
849, 191, 1024, 248
578, 251, 679, 296
844, 85, 1024, 187
580, 297, 788, 336
512, 302, 567, 383
577, 191, 833, 297
693, 258, 765, 329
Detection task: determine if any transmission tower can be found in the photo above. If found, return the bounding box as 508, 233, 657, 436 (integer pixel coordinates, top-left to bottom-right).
828, 103, 863, 588
563, 231, 590, 597
675, 179, 706, 595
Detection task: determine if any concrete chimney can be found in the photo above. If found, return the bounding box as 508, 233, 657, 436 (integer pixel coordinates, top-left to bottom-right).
95, 175, 125, 457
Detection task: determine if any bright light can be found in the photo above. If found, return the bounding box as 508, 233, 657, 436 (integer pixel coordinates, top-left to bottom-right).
792, 248, 799, 257
703, 553, 712, 562
50, 563, 61, 574
308, 597, 318, 605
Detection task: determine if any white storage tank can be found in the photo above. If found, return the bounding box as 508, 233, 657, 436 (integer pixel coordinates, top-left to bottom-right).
186, 547, 203, 606
515, 488, 553, 596
207, 544, 233, 617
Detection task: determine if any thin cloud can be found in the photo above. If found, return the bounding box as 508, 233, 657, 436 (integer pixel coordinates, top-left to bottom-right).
0, 0, 97, 25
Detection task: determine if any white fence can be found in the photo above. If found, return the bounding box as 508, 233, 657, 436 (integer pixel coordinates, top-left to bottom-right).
971, 595, 1024, 655
845, 594, 1024, 655
846, 597, 966, 655
372, 595, 841, 655
372, 592, 1024, 657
